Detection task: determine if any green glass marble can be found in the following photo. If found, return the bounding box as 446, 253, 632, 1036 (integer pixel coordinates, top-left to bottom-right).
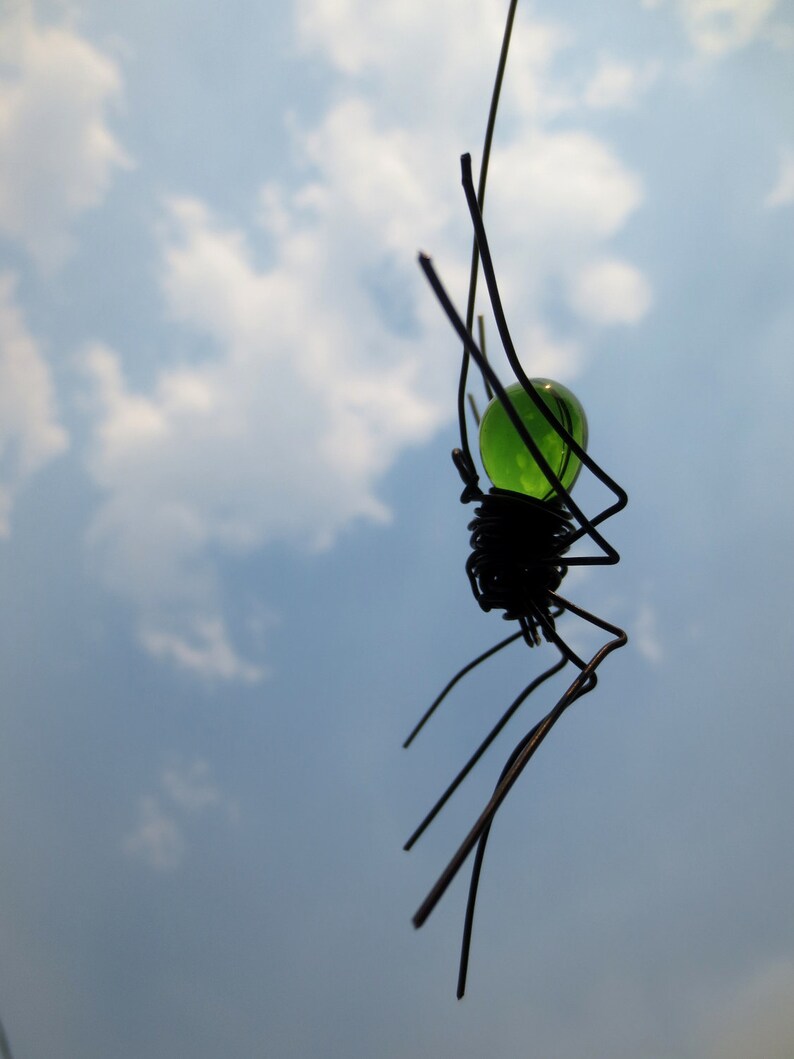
478, 379, 588, 500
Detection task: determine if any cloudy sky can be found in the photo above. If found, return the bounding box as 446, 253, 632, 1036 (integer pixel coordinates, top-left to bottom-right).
1, 0, 793, 1055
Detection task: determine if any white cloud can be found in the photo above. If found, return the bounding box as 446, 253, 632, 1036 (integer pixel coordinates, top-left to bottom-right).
162, 759, 223, 812
510, 322, 584, 383
141, 619, 266, 684
569, 258, 653, 325
489, 131, 643, 251
295, 0, 571, 124
635, 601, 663, 664
671, 0, 780, 56
162, 759, 237, 824
583, 59, 660, 110
764, 149, 794, 208
0, 272, 68, 535
123, 760, 236, 871
82, 1, 648, 678
0, 6, 129, 269
485, 131, 647, 333
122, 796, 186, 872
82, 161, 444, 677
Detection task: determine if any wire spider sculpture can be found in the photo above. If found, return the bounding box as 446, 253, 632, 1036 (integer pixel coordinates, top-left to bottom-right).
403, 1, 628, 999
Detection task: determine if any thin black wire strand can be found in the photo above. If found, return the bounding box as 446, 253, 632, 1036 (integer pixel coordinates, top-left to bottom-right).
422, 250, 574, 495
419, 252, 621, 565
408, 0, 629, 995
412, 667, 595, 930
458, 0, 519, 470
412, 613, 626, 932
0, 1016, 14, 1059
414, 601, 627, 943
459, 152, 628, 545
414, 245, 628, 993
453, 596, 629, 999
456, 669, 598, 998
403, 630, 524, 748
403, 652, 567, 851
476, 315, 493, 402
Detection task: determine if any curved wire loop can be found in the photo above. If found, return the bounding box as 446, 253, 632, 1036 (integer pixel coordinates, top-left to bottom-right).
422, 244, 625, 565
458, 153, 627, 545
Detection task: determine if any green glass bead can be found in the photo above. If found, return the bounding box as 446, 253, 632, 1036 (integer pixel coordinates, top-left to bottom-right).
478, 379, 588, 500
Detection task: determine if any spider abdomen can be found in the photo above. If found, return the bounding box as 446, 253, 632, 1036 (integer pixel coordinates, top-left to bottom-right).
479, 380, 588, 500
465, 489, 572, 636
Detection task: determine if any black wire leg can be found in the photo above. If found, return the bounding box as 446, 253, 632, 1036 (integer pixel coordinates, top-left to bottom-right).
404, 651, 567, 850
456, 669, 597, 998
0, 1014, 14, 1059
417, 252, 622, 567
458, 153, 628, 548
403, 630, 524, 748
412, 667, 593, 932
412, 615, 626, 933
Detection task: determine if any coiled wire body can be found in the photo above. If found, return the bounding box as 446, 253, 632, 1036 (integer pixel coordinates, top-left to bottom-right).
466, 490, 572, 643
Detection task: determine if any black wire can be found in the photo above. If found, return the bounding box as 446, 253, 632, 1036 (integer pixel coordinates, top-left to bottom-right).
420, 251, 622, 567
403, 630, 524, 748
456, 668, 599, 998
458, 153, 628, 545
408, 0, 630, 1000
0, 1015, 15, 1059
457, 0, 519, 473
403, 652, 567, 851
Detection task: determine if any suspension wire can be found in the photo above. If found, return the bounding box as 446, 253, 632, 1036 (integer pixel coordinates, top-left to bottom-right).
457, 0, 519, 471
0, 1015, 15, 1059
409, 0, 629, 1000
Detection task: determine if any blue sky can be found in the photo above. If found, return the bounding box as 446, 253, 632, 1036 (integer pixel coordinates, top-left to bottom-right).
1, 0, 793, 1055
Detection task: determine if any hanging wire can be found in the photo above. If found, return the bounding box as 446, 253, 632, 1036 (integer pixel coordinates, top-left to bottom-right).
456, 0, 519, 468
0, 1015, 15, 1059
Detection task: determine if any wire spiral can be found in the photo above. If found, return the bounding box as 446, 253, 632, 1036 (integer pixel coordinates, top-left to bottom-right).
465, 489, 572, 638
